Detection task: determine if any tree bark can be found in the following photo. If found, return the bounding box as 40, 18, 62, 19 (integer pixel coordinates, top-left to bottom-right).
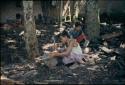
85, 0, 100, 41
60, 0, 63, 27
70, 0, 75, 22
74, 1, 79, 19
23, 1, 40, 61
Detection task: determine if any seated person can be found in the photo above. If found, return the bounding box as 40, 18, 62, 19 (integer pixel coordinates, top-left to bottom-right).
69, 22, 87, 47
49, 30, 86, 65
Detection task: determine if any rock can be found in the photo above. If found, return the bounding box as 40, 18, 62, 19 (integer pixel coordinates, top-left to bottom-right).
46, 58, 58, 68
83, 47, 91, 53
35, 54, 58, 68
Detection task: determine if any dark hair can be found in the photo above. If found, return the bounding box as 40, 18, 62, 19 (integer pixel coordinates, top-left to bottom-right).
75, 22, 81, 27
58, 30, 70, 39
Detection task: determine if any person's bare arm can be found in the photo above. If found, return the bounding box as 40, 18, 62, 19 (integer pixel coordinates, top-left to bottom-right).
49, 40, 75, 57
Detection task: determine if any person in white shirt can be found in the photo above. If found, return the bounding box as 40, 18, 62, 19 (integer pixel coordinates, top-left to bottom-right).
49, 30, 85, 65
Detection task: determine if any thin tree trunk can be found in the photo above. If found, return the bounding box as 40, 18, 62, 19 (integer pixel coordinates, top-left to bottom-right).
85, 0, 100, 41
69, 4, 71, 22
23, 1, 40, 61
70, 0, 75, 22
74, 1, 79, 21
60, 0, 63, 27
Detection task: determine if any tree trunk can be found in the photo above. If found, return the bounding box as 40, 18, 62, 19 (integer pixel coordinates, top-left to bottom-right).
73, 1, 79, 21
60, 0, 63, 27
41, 1, 51, 24
23, 1, 40, 61
70, 1, 75, 22
85, 0, 100, 41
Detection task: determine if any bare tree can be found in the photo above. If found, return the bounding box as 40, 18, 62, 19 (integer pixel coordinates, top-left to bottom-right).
23, 1, 40, 61
85, 0, 100, 41
74, 1, 79, 20
70, 0, 75, 22
60, 0, 63, 27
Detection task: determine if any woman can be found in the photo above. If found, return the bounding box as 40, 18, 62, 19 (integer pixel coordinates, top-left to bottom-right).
49, 30, 85, 65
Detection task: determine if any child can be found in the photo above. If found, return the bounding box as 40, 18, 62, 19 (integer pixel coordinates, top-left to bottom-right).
70, 22, 87, 47
49, 30, 85, 65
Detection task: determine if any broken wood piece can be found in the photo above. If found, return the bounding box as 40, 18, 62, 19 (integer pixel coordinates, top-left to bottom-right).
33, 81, 48, 84
99, 46, 114, 53
4, 39, 16, 44
101, 31, 123, 39
87, 65, 100, 71
1, 75, 24, 85
44, 80, 64, 83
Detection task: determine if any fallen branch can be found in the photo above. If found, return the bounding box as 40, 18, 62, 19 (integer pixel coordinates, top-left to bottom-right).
1, 75, 24, 85
44, 80, 64, 83
101, 31, 123, 39
99, 46, 114, 53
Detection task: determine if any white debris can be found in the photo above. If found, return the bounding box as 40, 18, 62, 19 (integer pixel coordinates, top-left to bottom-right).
19, 31, 24, 36
100, 22, 108, 26
87, 65, 100, 71
36, 29, 41, 36
5, 39, 16, 43
54, 32, 60, 35
110, 56, 116, 61
112, 24, 122, 29
59, 27, 65, 32
19, 29, 41, 36
83, 47, 91, 53
120, 43, 125, 48
99, 46, 114, 53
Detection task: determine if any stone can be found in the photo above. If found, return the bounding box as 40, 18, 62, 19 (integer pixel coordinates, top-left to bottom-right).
36, 54, 58, 68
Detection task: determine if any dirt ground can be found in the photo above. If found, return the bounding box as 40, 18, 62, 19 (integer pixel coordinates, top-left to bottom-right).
0, 23, 125, 84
